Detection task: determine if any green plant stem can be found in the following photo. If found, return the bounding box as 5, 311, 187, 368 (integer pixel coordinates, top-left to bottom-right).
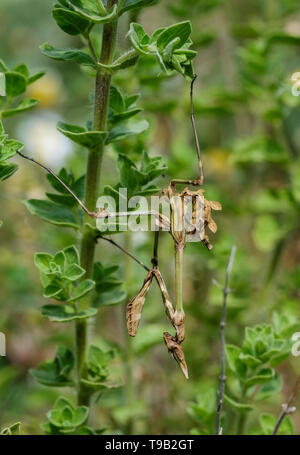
236, 387, 247, 435
174, 245, 184, 313
76, 0, 118, 407
236, 413, 247, 435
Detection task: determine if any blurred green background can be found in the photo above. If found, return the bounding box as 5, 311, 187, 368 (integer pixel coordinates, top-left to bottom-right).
1, 0, 300, 435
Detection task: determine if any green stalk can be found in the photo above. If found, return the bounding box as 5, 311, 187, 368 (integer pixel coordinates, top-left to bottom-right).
175, 245, 184, 313
75, 0, 118, 407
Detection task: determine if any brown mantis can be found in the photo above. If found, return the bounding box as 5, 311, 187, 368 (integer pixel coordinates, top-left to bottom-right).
17, 76, 222, 378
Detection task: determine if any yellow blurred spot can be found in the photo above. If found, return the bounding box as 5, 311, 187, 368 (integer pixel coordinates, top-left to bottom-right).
27, 72, 62, 108
204, 148, 232, 175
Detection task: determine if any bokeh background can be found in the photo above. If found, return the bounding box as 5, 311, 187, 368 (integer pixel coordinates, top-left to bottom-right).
1, 0, 300, 435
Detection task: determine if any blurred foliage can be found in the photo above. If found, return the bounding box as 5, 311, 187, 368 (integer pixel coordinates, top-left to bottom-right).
0, 0, 300, 435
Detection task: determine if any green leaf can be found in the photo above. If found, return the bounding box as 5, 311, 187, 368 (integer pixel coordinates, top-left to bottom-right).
187, 389, 216, 426
41, 304, 97, 322
52, 6, 90, 35
85, 344, 114, 382
93, 261, 125, 307
128, 22, 196, 79
47, 397, 89, 429
108, 86, 142, 125
245, 368, 274, 388
23, 199, 79, 229
34, 253, 53, 273
57, 121, 107, 149
110, 108, 142, 125
128, 23, 150, 56
28, 72, 45, 85
43, 284, 63, 299
1, 422, 21, 435
5, 72, 27, 97
0, 59, 8, 72
69, 279, 95, 302
13, 63, 29, 79
106, 119, 148, 144
0, 163, 18, 182
109, 85, 125, 112
2, 99, 38, 118
225, 344, 242, 373
30, 346, 75, 387
46, 168, 85, 200
223, 394, 253, 413
72, 406, 90, 427
94, 289, 126, 307
80, 378, 121, 391
68, 0, 118, 23
0, 139, 24, 161
40, 43, 96, 67
118, 0, 158, 15
156, 21, 192, 51
268, 32, 300, 47
63, 245, 80, 266
259, 413, 294, 435
254, 373, 282, 401
62, 263, 86, 281
98, 50, 139, 72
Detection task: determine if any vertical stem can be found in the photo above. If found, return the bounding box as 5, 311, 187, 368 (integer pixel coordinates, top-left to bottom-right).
236, 412, 246, 436
215, 245, 236, 435
123, 232, 135, 435
236, 385, 247, 435
75, 0, 118, 407
174, 245, 184, 313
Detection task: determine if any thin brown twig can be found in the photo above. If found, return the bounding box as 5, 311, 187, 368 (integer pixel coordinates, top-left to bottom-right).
190, 74, 204, 185
215, 244, 236, 435
151, 230, 159, 267
96, 234, 150, 272
16, 150, 95, 218
272, 374, 300, 435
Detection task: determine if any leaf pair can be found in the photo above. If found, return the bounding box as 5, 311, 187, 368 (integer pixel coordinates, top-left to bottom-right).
56, 87, 145, 151
42, 396, 89, 435
30, 346, 75, 387
0, 59, 43, 118
104, 151, 167, 202
0, 121, 23, 182
34, 245, 96, 321
80, 345, 121, 391
53, 0, 117, 37
129, 21, 197, 79
108, 85, 142, 128
93, 261, 126, 307
225, 323, 294, 413
24, 168, 85, 229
